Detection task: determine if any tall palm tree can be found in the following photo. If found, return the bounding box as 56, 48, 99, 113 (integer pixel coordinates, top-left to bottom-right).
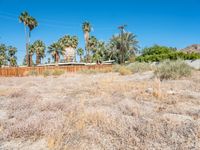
48, 42, 63, 63
28, 17, 38, 41
19, 11, 29, 66
19, 11, 38, 66
33, 40, 46, 65
82, 22, 92, 62
77, 48, 84, 62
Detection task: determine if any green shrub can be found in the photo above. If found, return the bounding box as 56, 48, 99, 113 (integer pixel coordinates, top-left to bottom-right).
52, 70, 65, 76
155, 60, 192, 80
136, 44, 200, 62
141, 45, 177, 57
28, 70, 38, 76
119, 66, 132, 75
126, 62, 153, 73
136, 51, 200, 62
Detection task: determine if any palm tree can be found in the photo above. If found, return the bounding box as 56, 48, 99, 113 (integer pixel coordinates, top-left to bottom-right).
77, 48, 84, 62
19, 11, 29, 66
29, 44, 35, 66
33, 40, 46, 65
7, 46, 17, 67
93, 41, 106, 63
48, 42, 63, 63
28, 17, 38, 41
59, 35, 78, 62
109, 32, 138, 64
82, 22, 92, 62
19, 11, 38, 66
0, 44, 7, 67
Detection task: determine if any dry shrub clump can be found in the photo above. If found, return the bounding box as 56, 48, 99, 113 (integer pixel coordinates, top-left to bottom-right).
27, 69, 65, 77
28, 70, 38, 76
42, 70, 51, 77
126, 62, 153, 73
50, 69, 65, 76
78, 69, 99, 74
155, 60, 192, 80
118, 66, 132, 75
78, 67, 112, 74
113, 62, 153, 75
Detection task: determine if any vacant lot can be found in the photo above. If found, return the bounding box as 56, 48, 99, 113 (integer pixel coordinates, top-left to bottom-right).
0, 71, 200, 149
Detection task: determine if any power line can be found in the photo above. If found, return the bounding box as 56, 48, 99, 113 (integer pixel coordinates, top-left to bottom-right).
0, 11, 117, 31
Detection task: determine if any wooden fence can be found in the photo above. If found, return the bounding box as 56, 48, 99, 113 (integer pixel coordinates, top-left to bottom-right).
0, 65, 113, 77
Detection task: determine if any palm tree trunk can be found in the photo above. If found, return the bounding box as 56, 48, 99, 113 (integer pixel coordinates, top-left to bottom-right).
84, 32, 90, 63
55, 52, 59, 63
80, 55, 82, 62
36, 54, 40, 65
24, 25, 29, 66
29, 55, 33, 67
74, 50, 76, 62
27, 29, 31, 67
54, 55, 57, 63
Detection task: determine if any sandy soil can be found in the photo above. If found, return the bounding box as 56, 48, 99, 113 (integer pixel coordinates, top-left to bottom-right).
0, 71, 200, 149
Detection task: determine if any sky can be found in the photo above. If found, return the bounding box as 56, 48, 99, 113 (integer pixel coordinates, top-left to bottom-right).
0, 0, 200, 64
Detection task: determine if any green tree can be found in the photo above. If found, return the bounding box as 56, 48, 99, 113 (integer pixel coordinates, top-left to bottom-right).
59, 35, 78, 62
82, 22, 92, 62
7, 46, 17, 67
108, 32, 138, 64
48, 42, 63, 63
92, 41, 106, 63
77, 48, 84, 62
32, 40, 46, 65
19, 11, 38, 66
0, 44, 7, 67
142, 45, 177, 56
29, 44, 35, 66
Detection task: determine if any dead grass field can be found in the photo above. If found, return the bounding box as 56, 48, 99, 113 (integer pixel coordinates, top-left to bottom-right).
0, 71, 200, 149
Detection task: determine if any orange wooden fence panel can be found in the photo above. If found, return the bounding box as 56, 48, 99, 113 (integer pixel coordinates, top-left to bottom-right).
0, 65, 113, 77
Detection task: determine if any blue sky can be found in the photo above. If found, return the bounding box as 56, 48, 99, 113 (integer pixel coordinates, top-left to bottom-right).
0, 0, 199, 64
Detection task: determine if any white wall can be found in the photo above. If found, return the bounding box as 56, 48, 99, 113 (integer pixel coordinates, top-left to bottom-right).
185, 60, 200, 70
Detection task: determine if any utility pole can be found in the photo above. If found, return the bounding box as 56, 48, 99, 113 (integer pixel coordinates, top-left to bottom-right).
118, 24, 127, 64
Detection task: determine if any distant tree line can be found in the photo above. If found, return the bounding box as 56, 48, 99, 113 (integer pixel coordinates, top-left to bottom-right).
136, 45, 200, 62
18, 11, 139, 66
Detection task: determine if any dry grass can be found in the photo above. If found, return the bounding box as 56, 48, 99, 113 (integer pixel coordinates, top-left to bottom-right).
0, 71, 200, 149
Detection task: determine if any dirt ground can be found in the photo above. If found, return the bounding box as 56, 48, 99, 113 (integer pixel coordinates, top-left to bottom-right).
0, 71, 200, 150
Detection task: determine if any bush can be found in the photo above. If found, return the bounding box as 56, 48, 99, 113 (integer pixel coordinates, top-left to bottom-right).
78, 69, 98, 74
142, 45, 177, 56
155, 60, 192, 80
119, 66, 132, 75
43, 70, 51, 77
112, 64, 122, 72
136, 45, 200, 62
52, 70, 65, 76
136, 51, 200, 62
28, 70, 38, 76
126, 62, 153, 73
